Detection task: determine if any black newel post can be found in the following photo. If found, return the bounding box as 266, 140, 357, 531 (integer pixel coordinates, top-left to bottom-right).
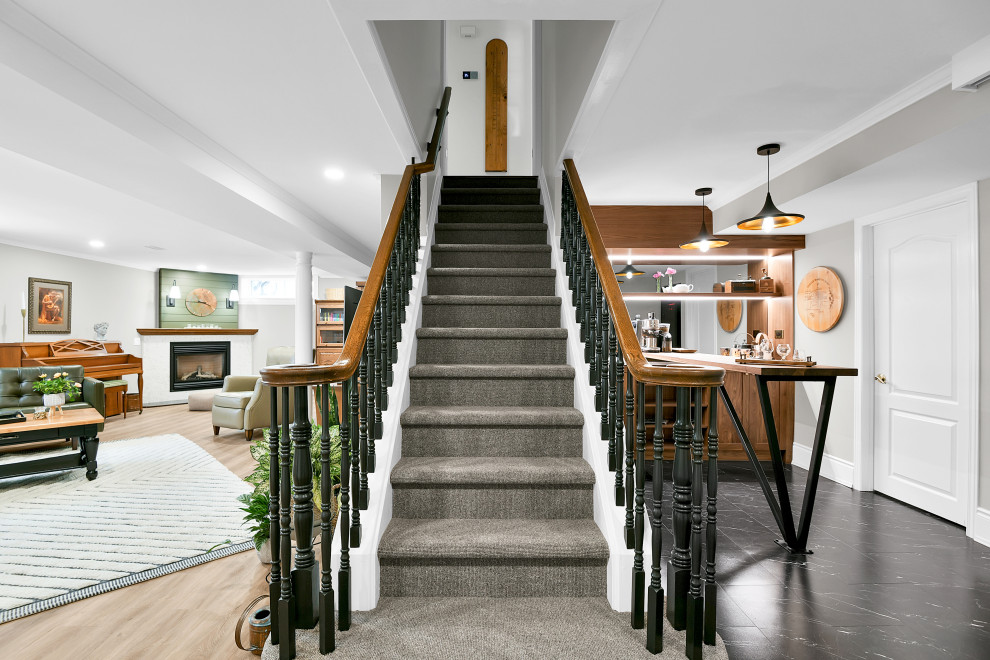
291, 385, 318, 630
686, 387, 705, 659
632, 380, 646, 629
278, 387, 295, 659
667, 385, 693, 630
704, 387, 720, 646
268, 389, 281, 646
318, 384, 335, 654
646, 384, 665, 653
338, 380, 352, 631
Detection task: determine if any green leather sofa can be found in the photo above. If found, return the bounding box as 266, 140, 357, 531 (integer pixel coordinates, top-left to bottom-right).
0, 366, 105, 431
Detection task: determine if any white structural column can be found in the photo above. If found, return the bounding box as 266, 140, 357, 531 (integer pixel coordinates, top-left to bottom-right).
295, 251, 314, 365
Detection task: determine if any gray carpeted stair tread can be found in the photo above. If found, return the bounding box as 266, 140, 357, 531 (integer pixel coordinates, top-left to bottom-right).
391, 457, 594, 487
431, 244, 551, 253
422, 295, 561, 306
426, 267, 555, 278
430, 244, 553, 268
441, 188, 541, 205
442, 175, 538, 189
400, 405, 584, 427
410, 364, 574, 379
439, 205, 544, 223
379, 519, 608, 561
434, 224, 547, 245
416, 327, 567, 339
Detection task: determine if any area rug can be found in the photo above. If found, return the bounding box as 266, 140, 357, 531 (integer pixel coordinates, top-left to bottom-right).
0, 434, 253, 622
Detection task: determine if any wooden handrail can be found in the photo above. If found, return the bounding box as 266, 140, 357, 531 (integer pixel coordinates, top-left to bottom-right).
261, 87, 451, 387
563, 159, 724, 388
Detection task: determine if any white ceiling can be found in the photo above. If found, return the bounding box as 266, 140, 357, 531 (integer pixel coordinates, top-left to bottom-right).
575, 0, 990, 218
0, 0, 413, 276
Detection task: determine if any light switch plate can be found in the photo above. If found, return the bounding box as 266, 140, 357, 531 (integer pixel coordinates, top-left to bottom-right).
133, 337, 141, 346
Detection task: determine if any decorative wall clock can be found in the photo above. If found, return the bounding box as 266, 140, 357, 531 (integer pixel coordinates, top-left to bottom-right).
185, 288, 218, 317
797, 267, 844, 332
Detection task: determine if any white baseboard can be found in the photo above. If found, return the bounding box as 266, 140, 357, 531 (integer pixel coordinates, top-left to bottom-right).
972, 507, 990, 548
790, 443, 855, 488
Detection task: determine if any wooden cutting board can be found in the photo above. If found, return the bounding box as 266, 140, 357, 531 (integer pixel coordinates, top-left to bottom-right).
717, 300, 743, 332
797, 266, 844, 331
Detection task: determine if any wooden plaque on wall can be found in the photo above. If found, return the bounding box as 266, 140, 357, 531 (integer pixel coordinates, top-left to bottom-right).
717, 300, 743, 332
797, 266, 844, 332
485, 38, 507, 172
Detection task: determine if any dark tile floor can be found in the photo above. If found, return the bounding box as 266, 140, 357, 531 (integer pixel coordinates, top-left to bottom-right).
645, 462, 990, 660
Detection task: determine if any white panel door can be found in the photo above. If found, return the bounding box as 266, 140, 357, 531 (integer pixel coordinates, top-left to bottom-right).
873, 198, 974, 525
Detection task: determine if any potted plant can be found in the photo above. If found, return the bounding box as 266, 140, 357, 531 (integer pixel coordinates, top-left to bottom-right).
33, 372, 82, 414
239, 392, 343, 563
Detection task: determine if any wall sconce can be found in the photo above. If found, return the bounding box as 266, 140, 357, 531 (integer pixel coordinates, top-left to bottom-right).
226, 288, 240, 309
166, 280, 181, 307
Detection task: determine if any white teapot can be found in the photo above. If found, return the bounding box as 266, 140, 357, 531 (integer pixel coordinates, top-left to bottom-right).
672, 283, 694, 293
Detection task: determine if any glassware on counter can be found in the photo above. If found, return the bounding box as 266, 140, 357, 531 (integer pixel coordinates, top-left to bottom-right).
776, 343, 792, 360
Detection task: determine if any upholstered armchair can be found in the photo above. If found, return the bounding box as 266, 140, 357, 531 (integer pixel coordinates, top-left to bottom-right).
211, 347, 294, 440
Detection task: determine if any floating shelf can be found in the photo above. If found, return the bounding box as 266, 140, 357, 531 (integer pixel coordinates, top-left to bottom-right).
621, 291, 781, 300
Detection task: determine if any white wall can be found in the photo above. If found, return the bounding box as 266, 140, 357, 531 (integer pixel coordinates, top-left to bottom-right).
445, 21, 533, 176
239, 303, 294, 372
374, 21, 445, 149
0, 243, 155, 391
978, 177, 990, 509
792, 222, 856, 464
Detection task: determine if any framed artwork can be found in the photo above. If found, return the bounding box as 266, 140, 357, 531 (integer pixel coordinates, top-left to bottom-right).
28, 277, 72, 334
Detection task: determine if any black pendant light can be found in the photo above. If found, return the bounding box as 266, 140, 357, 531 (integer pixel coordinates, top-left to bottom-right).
615, 263, 644, 280
736, 143, 804, 231
680, 187, 729, 251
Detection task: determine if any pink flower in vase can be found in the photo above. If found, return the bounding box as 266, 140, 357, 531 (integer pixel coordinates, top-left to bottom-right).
665, 267, 677, 289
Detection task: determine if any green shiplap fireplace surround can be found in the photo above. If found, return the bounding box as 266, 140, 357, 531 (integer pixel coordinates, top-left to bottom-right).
158, 268, 238, 329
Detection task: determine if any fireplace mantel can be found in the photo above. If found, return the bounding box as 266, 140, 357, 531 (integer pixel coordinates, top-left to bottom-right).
137, 328, 258, 336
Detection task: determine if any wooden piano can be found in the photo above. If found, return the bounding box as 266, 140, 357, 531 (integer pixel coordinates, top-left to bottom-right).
0, 340, 143, 410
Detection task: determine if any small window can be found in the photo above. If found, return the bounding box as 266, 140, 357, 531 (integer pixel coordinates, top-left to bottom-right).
241, 277, 295, 302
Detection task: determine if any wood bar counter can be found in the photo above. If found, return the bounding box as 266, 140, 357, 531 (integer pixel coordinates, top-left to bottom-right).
647, 350, 857, 553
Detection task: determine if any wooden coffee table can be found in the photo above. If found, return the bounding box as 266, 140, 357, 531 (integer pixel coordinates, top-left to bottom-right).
0, 408, 104, 481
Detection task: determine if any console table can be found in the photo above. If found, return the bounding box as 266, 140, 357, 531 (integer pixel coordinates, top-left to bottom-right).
0, 409, 103, 481
649, 352, 857, 553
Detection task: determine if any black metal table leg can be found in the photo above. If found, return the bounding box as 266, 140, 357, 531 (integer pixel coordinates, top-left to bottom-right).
717, 376, 841, 554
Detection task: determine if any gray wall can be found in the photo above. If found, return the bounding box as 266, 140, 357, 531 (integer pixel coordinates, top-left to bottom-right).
979, 178, 990, 509
792, 222, 857, 464
373, 21, 445, 148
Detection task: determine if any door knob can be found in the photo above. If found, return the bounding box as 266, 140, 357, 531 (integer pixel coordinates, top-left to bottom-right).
875, 374, 887, 384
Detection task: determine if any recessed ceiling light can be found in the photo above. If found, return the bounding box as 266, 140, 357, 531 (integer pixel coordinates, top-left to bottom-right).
323, 168, 345, 181
88, 239, 105, 248
144, 245, 165, 251
196, 264, 207, 271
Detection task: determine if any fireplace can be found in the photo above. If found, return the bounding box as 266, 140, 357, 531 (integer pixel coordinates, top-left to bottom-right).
170, 341, 230, 391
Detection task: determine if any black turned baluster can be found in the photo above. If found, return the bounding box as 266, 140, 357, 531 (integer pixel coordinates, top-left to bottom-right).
646, 385, 664, 654
349, 371, 362, 548
374, 297, 385, 433
398, 203, 408, 319
592, 279, 603, 411
291, 386, 318, 629
358, 350, 369, 510
338, 379, 352, 631
375, 286, 389, 408
587, 267, 598, 377
387, 261, 397, 377
632, 380, 646, 629
404, 191, 413, 303
318, 384, 335, 653
667, 386, 693, 630
608, 320, 618, 471
366, 331, 377, 470
583, 246, 593, 361
561, 173, 571, 253
268, 389, 281, 647
600, 303, 610, 440
277, 387, 295, 659
704, 387, 720, 646
624, 369, 635, 549
614, 346, 625, 504
574, 224, 584, 312
686, 387, 705, 659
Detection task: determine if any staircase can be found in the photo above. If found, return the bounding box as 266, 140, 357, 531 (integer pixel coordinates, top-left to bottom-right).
379, 175, 609, 598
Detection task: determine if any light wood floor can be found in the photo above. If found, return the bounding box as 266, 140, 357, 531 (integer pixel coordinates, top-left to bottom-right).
0, 405, 270, 660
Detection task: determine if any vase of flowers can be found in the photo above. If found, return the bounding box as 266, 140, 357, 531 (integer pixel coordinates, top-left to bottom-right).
33, 372, 82, 415
653, 267, 677, 292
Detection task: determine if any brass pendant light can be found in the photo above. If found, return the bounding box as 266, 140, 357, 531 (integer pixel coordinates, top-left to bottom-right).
615, 263, 645, 279
736, 143, 804, 231
680, 187, 729, 251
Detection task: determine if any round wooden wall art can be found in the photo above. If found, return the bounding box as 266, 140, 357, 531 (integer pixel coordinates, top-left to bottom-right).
185, 288, 218, 317
797, 267, 844, 332
717, 300, 743, 332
